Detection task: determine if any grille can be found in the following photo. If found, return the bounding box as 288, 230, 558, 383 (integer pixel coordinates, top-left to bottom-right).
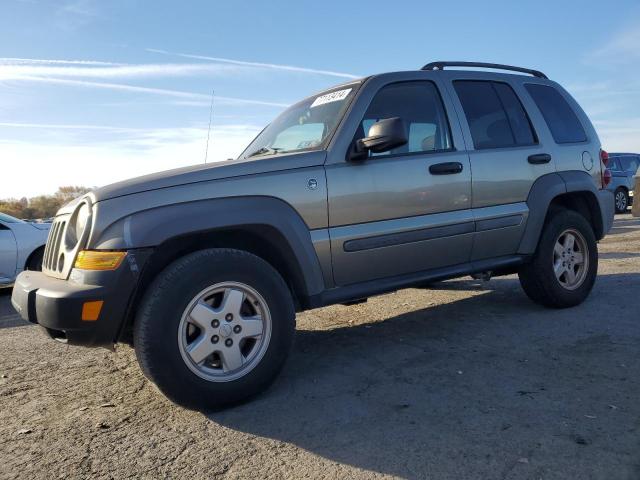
43, 218, 66, 273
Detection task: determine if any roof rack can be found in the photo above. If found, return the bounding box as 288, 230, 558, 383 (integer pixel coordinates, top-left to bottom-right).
421, 61, 548, 79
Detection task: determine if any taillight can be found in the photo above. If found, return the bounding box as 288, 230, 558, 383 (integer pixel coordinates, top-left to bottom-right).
600, 149, 611, 188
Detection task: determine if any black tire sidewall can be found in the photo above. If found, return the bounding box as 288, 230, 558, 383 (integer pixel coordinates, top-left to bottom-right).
134, 249, 295, 410
527, 210, 598, 307
27, 248, 44, 271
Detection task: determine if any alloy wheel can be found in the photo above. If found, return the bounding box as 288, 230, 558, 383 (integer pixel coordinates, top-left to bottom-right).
615, 191, 627, 212
552, 229, 589, 291
178, 282, 272, 382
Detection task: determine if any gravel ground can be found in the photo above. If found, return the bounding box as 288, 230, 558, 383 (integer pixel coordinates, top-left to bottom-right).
1, 214, 639, 480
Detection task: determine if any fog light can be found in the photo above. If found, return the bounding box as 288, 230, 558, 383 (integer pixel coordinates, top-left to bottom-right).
75, 250, 127, 270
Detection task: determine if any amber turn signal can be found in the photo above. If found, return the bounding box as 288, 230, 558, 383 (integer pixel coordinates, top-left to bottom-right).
74, 250, 127, 271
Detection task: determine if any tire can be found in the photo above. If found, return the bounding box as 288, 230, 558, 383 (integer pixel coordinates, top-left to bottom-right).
518, 209, 598, 308
26, 248, 44, 271
133, 248, 295, 410
614, 188, 629, 214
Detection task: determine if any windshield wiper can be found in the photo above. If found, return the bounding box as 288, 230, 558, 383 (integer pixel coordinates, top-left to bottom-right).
246, 146, 283, 158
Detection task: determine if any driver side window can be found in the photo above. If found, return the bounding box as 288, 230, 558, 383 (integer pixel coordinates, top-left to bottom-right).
356, 81, 452, 157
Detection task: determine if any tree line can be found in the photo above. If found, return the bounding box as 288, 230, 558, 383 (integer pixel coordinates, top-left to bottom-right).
0, 186, 92, 220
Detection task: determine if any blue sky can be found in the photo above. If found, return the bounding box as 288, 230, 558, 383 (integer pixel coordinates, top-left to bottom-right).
1, 0, 639, 197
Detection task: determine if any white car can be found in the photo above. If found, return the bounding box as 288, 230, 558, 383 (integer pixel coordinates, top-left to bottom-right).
0, 212, 50, 287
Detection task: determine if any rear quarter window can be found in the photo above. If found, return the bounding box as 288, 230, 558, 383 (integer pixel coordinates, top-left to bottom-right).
619, 156, 640, 174
609, 157, 622, 171
525, 84, 587, 144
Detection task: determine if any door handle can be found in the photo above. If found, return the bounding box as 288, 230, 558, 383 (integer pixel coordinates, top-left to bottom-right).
429, 162, 464, 175
528, 153, 552, 164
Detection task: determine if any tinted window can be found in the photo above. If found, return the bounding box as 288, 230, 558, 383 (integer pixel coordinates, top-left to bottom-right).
356, 81, 452, 157
493, 83, 536, 145
619, 155, 640, 174
525, 84, 587, 144
609, 157, 621, 171
454, 81, 536, 149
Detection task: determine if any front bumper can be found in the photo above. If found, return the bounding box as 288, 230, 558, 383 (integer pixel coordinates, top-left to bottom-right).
11, 249, 151, 347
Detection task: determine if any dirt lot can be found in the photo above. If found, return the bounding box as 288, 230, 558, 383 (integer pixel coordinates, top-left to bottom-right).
1, 214, 639, 480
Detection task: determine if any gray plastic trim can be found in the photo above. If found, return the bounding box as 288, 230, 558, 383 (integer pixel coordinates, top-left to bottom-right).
93, 196, 326, 297
518, 171, 610, 254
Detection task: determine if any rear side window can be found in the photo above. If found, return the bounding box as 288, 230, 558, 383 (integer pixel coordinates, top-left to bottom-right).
454, 81, 536, 150
619, 155, 640, 174
525, 84, 587, 144
609, 157, 622, 171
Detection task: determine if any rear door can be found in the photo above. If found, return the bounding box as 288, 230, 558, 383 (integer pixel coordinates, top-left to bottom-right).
446, 76, 555, 260
325, 77, 473, 286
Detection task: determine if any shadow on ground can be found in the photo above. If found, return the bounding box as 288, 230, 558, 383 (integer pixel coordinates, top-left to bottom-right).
608, 217, 640, 236
0, 288, 29, 329
207, 273, 640, 478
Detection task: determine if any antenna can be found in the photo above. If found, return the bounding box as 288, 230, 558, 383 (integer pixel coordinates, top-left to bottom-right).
204, 89, 214, 163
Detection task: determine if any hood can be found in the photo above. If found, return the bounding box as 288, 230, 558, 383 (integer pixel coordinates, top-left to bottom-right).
91, 150, 327, 202
30, 222, 52, 231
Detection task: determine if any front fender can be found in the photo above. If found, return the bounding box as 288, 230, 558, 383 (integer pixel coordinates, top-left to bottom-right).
89, 196, 326, 297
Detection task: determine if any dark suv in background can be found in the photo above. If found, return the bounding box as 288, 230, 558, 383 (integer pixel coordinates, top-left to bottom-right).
607, 153, 639, 213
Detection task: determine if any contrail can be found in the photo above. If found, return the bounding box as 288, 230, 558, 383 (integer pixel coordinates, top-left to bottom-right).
7, 75, 291, 107
146, 48, 360, 79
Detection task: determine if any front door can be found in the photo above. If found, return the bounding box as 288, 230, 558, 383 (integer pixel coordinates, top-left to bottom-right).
0, 224, 17, 282
326, 80, 473, 286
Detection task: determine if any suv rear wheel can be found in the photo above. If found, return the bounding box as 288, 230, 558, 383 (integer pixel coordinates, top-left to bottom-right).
133, 248, 295, 410
614, 187, 629, 214
518, 209, 597, 308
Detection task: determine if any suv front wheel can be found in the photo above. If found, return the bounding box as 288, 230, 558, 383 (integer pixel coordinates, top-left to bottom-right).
133, 248, 295, 410
518, 209, 598, 308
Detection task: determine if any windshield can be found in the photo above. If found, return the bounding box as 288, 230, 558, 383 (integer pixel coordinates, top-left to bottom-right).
240, 83, 360, 159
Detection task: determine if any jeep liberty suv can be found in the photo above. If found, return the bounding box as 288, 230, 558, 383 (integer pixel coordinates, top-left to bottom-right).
12, 62, 615, 410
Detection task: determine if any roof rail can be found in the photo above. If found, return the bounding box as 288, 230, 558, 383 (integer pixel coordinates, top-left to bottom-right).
421, 61, 548, 79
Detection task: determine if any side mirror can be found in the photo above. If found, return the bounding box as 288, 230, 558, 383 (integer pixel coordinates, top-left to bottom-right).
350, 117, 408, 161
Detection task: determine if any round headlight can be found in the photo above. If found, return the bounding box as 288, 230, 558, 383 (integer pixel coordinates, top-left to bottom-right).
65, 202, 91, 249
74, 203, 91, 240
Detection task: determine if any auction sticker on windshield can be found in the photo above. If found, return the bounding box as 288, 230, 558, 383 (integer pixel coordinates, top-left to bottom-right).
310, 88, 352, 108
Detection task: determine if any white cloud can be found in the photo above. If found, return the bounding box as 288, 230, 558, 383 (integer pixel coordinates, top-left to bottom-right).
1, 125, 261, 198
588, 24, 640, 64
593, 118, 640, 152
0, 57, 121, 66
0, 122, 130, 131
146, 48, 360, 79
